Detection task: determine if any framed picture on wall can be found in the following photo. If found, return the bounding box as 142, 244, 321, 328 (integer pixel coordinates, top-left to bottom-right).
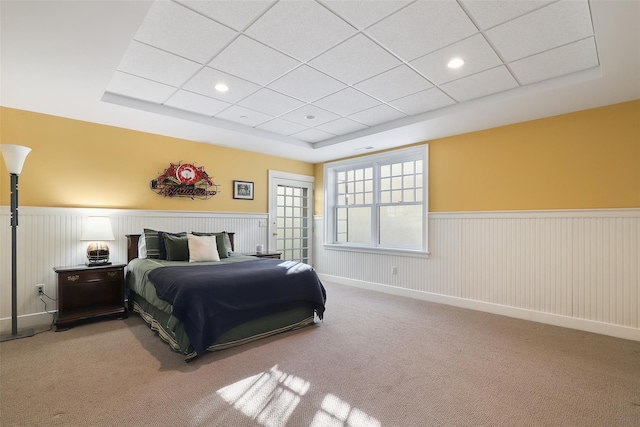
233, 180, 254, 200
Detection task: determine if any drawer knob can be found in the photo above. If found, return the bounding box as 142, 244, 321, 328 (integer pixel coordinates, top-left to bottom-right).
68, 274, 80, 282
107, 271, 117, 278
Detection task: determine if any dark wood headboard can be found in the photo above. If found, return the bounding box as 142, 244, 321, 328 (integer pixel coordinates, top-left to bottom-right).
126, 233, 235, 263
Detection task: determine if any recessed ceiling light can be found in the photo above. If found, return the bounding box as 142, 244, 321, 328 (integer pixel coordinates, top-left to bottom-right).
215, 83, 229, 92
448, 58, 464, 69
305, 115, 315, 120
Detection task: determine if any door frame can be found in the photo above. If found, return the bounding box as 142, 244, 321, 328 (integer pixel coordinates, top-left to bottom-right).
268, 170, 315, 263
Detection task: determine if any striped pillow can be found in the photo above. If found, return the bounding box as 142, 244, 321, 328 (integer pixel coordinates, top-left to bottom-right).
142, 228, 161, 259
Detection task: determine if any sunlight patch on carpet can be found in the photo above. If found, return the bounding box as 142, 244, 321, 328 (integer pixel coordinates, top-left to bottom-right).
212, 365, 380, 427
216, 365, 308, 427
311, 394, 381, 427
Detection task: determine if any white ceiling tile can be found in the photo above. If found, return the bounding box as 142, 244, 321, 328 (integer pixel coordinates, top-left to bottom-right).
313, 88, 380, 116
319, 0, 411, 30
486, 0, 594, 62
238, 88, 304, 116
133, 1, 237, 64
510, 37, 599, 85
118, 41, 201, 87
183, 67, 261, 103
410, 34, 503, 85
106, 71, 176, 103
366, 1, 478, 61
255, 118, 309, 136
310, 34, 402, 85
389, 88, 456, 116
348, 104, 406, 127
316, 118, 369, 135
280, 105, 341, 127
176, 0, 275, 31
268, 65, 346, 103
164, 90, 230, 116
291, 128, 336, 143
215, 105, 273, 127
460, 0, 554, 30
98, 0, 608, 152
244, 1, 356, 61
440, 66, 519, 102
208, 36, 300, 86
355, 65, 433, 102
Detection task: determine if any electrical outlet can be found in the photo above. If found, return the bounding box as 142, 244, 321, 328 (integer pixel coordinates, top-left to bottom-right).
36, 284, 45, 295
392, 266, 398, 275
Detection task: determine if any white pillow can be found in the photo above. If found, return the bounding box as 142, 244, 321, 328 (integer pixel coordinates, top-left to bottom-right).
187, 234, 220, 262
138, 233, 147, 259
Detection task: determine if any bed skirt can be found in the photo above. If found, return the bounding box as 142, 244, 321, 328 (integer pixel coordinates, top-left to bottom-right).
130, 292, 317, 361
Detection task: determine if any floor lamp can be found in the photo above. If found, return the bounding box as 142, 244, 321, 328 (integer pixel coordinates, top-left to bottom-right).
0, 144, 34, 342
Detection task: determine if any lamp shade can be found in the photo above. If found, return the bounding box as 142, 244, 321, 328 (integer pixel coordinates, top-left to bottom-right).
0, 144, 32, 174
80, 216, 115, 241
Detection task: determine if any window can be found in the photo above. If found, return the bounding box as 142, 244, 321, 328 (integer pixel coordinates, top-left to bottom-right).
324, 145, 428, 254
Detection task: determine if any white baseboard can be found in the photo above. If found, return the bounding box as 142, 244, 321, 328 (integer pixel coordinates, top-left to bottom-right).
318, 273, 640, 342
0, 311, 56, 335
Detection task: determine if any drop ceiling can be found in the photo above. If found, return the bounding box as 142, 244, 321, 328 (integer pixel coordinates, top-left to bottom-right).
1, 1, 639, 163
105, 0, 599, 145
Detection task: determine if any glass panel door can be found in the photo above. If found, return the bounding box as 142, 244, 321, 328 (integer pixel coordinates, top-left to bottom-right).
269, 172, 314, 264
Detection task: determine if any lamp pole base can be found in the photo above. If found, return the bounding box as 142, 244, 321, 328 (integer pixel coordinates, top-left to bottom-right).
0, 329, 34, 342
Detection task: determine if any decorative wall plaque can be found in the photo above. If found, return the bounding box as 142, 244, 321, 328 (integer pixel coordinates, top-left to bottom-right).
150, 162, 219, 200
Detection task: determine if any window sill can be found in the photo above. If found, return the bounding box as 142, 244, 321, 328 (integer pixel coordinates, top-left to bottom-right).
323, 243, 430, 259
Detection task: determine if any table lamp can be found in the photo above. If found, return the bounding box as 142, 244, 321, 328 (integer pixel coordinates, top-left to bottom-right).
80, 216, 115, 266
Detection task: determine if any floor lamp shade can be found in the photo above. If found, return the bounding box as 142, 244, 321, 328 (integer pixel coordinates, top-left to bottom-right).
0, 144, 33, 342
1, 144, 32, 174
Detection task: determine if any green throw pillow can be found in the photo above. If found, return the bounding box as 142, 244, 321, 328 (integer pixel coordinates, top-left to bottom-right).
159, 231, 186, 260
164, 233, 189, 261
222, 231, 233, 255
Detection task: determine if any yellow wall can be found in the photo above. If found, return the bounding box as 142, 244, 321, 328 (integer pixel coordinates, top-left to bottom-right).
0, 108, 314, 212
2, 101, 639, 214
316, 100, 640, 213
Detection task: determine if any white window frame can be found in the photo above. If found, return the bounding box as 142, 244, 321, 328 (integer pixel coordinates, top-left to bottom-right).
324, 145, 429, 257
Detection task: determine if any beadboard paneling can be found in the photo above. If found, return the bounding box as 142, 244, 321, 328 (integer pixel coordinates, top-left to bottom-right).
4, 207, 637, 340
314, 209, 640, 340
0, 207, 268, 330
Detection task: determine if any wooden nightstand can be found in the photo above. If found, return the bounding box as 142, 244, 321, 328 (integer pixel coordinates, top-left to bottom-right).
53, 263, 127, 331
248, 252, 282, 259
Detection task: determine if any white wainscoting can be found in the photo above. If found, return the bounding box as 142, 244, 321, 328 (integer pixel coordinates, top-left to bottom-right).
0, 206, 268, 331
314, 209, 640, 341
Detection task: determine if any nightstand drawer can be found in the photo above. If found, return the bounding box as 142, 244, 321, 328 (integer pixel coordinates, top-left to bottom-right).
57, 268, 123, 285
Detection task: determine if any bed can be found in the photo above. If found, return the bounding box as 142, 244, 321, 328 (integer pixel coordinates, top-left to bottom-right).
125, 231, 326, 361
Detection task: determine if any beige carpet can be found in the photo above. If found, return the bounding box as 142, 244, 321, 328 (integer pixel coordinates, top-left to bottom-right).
1, 281, 639, 427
